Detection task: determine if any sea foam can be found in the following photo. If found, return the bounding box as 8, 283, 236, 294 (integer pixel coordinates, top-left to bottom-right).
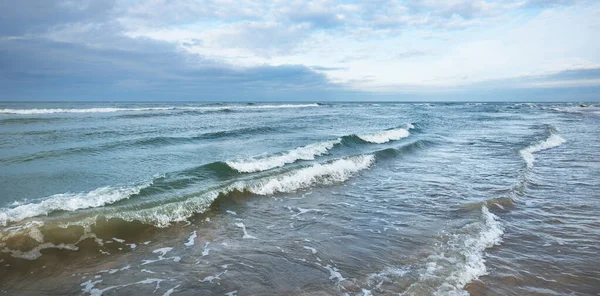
226, 124, 413, 173
431, 206, 504, 296
236, 154, 375, 195
520, 134, 566, 168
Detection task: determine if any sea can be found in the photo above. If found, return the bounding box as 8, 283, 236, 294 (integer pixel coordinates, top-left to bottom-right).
0, 101, 598, 295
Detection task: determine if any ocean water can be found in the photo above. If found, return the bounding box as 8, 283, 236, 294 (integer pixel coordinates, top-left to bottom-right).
0, 102, 598, 295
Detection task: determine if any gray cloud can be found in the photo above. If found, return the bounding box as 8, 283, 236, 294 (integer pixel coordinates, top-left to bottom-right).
0, 0, 595, 101
0, 1, 343, 101
0, 0, 115, 36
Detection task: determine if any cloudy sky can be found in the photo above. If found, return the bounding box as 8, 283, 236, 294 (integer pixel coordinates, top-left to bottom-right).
1, 0, 599, 101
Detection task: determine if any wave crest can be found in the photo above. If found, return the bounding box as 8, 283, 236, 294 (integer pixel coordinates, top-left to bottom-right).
520, 134, 566, 168
358, 124, 414, 144
226, 140, 340, 173
111, 155, 375, 227
0, 179, 157, 226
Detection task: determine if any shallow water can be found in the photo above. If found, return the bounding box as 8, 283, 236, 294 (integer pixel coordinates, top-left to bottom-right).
0, 102, 598, 295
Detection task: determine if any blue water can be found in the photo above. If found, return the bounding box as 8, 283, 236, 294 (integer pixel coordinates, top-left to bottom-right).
0, 102, 598, 295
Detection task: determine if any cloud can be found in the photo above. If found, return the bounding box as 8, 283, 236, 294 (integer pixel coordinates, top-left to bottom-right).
0, 0, 598, 101
0, 0, 342, 101
0, 0, 115, 36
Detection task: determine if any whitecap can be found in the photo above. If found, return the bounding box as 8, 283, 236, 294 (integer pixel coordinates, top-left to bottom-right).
358, 124, 414, 144
520, 134, 566, 168
226, 139, 340, 173
0, 178, 156, 226
96, 155, 374, 227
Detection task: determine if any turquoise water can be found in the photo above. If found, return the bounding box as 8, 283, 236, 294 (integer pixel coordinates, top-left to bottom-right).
0, 102, 598, 295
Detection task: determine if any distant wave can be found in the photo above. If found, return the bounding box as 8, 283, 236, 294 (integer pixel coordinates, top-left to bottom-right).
0, 178, 158, 226
0, 104, 320, 115
520, 134, 566, 168
0, 127, 277, 165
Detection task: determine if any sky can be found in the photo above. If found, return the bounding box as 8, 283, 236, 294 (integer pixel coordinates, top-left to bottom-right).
0, 0, 599, 101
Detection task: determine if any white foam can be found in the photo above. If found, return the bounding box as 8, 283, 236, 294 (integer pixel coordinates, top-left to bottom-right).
184, 231, 197, 247
226, 140, 340, 173
236, 104, 320, 109
112, 237, 125, 243
455, 206, 503, 286
520, 134, 566, 168
236, 155, 375, 195
202, 242, 210, 256
303, 246, 317, 254
427, 206, 504, 296
235, 222, 257, 239
82, 278, 165, 296
163, 284, 180, 296
0, 104, 319, 115
1, 107, 168, 114
153, 247, 172, 256
142, 247, 174, 265
200, 270, 227, 283
324, 265, 345, 282
358, 124, 413, 144
0, 179, 155, 226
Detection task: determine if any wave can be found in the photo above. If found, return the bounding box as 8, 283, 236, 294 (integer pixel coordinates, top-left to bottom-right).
110, 155, 375, 227
225, 125, 415, 173
441, 206, 503, 295
0, 104, 320, 115
357, 124, 414, 144
367, 206, 503, 295
414, 206, 503, 295
0, 127, 277, 165
520, 134, 566, 168
439, 206, 503, 295
0, 178, 158, 226
234, 154, 374, 195
0, 154, 376, 260
226, 140, 340, 173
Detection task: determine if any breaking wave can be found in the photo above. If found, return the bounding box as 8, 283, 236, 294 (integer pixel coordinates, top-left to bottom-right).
111, 155, 375, 227
225, 125, 414, 173
520, 134, 566, 168
0, 178, 158, 226
417, 206, 503, 295
357, 124, 414, 144
0, 154, 376, 259
226, 140, 340, 173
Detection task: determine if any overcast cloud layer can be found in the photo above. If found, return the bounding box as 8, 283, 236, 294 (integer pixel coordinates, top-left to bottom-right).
1, 0, 599, 101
